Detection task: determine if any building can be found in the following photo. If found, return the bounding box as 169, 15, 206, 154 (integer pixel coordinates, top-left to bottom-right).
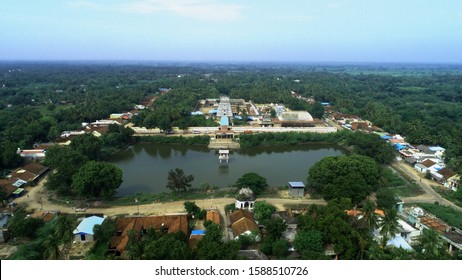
108, 214, 188, 257
235, 188, 256, 211
288, 181, 305, 197
16, 148, 47, 160
73, 215, 105, 242
229, 209, 260, 241
206, 208, 221, 225
188, 230, 205, 249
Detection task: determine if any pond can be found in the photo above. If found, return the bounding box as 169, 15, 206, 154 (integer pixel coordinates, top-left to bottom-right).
109, 143, 347, 196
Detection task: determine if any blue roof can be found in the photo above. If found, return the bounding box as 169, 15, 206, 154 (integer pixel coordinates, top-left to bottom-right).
191, 111, 204, 115
191, 230, 206, 235
73, 216, 105, 235
394, 143, 406, 150
288, 181, 305, 188
220, 116, 229, 126
381, 135, 391, 140
208, 109, 218, 114
321, 102, 330, 106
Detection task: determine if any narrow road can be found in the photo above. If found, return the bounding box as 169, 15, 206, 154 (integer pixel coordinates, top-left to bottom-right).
15, 178, 326, 216
391, 161, 462, 211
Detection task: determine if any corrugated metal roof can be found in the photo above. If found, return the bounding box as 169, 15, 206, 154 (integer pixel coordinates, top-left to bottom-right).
73, 216, 105, 235
288, 181, 305, 188
191, 230, 206, 235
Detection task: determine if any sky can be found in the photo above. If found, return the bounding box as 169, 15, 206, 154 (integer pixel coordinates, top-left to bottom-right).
1, 0, 462, 63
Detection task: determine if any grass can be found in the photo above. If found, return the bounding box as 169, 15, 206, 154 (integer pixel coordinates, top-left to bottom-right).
430, 186, 462, 208
416, 203, 462, 229
389, 183, 425, 198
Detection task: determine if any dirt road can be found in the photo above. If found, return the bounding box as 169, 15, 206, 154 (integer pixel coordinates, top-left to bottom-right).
392, 161, 462, 211
14, 178, 326, 216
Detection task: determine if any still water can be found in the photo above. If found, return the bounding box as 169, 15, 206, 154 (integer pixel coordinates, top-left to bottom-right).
109, 143, 346, 196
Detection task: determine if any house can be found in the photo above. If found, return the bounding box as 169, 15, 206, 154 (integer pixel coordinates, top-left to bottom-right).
229, 209, 260, 241
414, 159, 437, 173
206, 208, 220, 225
444, 174, 460, 191
288, 181, 305, 197
398, 219, 421, 245
17, 148, 47, 160
73, 215, 105, 242
108, 214, 188, 257
11, 162, 49, 184
432, 168, 456, 184
189, 229, 205, 249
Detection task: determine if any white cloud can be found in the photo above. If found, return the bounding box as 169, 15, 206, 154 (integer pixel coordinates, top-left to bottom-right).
68, 0, 246, 21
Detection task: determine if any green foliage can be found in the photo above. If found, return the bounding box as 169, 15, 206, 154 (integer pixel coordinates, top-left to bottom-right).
235, 172, 268, 195
376, 188, 398, 211
8, 208, 45, 239
296, 200, 361, 259
346, 132, 396, 164
253, 201, 276, 222
294, 230, 324, 258
263, 218, 287, 240
136, 135, 210, 145
196, 223, 240, 260
307, 155, 380, 205
239, 130, 351, 147
54, 215, 77, 244
184, 201, 201, 217
417, 229, 447, 260
379, 209, 400, 238
70, 134, 103, 161
166, 168, 194, 193
72, 161, 123, 198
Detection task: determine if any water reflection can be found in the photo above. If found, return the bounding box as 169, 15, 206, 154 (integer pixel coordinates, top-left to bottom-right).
110, 143, 346, 196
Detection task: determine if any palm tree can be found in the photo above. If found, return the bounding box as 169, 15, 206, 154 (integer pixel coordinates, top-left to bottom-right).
361, 200, 379, 231
379, 209, 400, 239
55, 215, 77, 244
419, 229, 445, 259
42, 233, 61, 260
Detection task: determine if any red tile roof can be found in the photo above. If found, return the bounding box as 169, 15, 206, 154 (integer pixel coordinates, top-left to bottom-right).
206, 210, 220, 225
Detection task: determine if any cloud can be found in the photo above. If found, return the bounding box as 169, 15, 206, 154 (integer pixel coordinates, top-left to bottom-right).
68, 0, 246, 21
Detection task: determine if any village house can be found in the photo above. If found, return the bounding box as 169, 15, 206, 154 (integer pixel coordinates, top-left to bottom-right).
206, 208, 221, 225
73, 215, 105, 242
108, 214, 188, 257
229, 209, 260, 241
16, 148, 47, 160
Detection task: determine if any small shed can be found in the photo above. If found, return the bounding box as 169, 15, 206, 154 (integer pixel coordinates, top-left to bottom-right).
73, 215, 105, 242
288, 181, 305, 197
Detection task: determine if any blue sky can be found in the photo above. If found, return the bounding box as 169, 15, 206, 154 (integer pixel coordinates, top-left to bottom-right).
1, 0, 462, 63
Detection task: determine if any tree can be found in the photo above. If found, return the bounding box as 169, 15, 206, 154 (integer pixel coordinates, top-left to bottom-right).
271, 239, 290, 258
346, 132, 395, 164
1, 141, 22, 168
235, 172, 268, 195
184, 201, 201, 217
307, 155, 380, 205
263, 218, 287, 240
379, 209, 400, 238
253, 201, 276, 222
166, 168, 194, 192
418, 229, 446, 259
72, 161, 123, 198
376, 188, 398, 211
310, 102, 325, 119
54, 215, 77, 244
294, 230, 324, 259
70, 134, 102, 160
360, 200, 379, 231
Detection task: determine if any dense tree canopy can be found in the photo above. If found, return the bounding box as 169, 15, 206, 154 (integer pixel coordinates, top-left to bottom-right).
72, 161, 123, 198
235, 172, 268, 195
307, 155, 381, 204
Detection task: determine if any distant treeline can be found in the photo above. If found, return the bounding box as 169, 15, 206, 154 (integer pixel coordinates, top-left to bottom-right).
135, 135, 210, 145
